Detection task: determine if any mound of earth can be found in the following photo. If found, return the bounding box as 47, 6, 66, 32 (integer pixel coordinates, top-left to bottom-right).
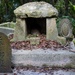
8, 34, 71, 50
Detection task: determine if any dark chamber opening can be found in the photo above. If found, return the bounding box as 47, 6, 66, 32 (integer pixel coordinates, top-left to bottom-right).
25, 18, 46, 35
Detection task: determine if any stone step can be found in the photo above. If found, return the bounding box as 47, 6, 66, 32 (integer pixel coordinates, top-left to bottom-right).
12, 48, 75, 68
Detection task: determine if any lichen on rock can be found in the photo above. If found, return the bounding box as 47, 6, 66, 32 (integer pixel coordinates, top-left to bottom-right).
14, 1, 58, 18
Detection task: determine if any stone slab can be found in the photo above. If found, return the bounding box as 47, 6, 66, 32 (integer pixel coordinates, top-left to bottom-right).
0, 27, 14, 35
12, 48, 75, 68
58, 18, 73, 38
14, 1, 58, 18
0, 32, 12, 73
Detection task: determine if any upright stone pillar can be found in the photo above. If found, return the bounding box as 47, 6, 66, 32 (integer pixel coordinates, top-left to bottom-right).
46, 18, 66, 44
0, 32, 12, 73
46, 18, 58, 40
13, 18, 27, 41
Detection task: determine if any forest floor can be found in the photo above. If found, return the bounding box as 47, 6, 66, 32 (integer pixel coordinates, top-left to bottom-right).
0, 67, 75, 75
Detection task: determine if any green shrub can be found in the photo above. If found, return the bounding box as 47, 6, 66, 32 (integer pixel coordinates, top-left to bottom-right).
73, 39, 75, 45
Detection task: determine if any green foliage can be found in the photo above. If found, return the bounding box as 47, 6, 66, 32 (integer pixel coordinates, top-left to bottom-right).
0, 0, 57, 23
69, 1, 75, 18
73, 39, 75, 45
55, 0, 65, 16
0, 0, 20, 23
0, 0, 75, 24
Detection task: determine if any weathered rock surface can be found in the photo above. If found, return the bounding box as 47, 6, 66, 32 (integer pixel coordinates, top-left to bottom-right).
58, 18, 73, 38
0, 32, 12, 73
46, 18, 66, 45
46, 18, 58, 40
0, 27, 14, 35
13, 18, 27, 41
12, 49, 75, 68
14, 1, 58, 18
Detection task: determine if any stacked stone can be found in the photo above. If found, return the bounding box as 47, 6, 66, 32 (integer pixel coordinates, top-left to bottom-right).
13, 1, 66, 45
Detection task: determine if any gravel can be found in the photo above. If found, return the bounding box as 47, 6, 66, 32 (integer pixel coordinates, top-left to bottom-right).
0, 67, 75, 75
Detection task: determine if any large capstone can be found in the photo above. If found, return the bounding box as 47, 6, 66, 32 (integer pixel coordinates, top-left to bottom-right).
14, 1, 58, 18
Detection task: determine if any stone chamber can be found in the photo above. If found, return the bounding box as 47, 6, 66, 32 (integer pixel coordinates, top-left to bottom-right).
13, 1, 66, 45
